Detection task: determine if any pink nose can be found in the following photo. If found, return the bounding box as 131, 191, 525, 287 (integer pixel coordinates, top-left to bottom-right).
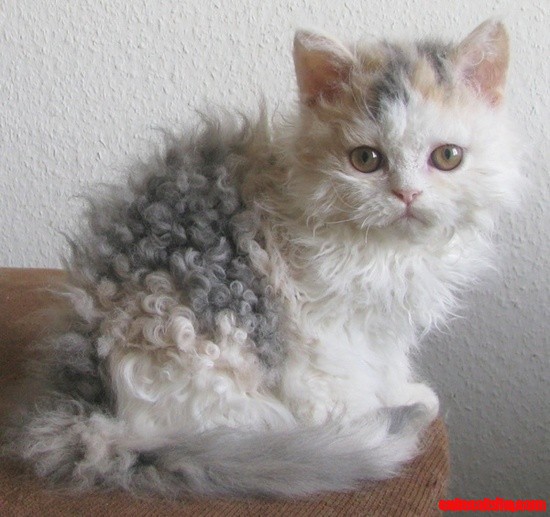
392, 189, 422, 205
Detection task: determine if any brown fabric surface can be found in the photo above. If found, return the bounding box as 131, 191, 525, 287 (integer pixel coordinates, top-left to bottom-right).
0, 268, 449, 516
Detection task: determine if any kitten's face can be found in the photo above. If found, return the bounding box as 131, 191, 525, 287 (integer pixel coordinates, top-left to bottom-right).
291, 22, 520, 242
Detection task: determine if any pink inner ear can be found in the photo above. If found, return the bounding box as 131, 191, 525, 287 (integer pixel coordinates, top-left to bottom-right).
455, 21, 510, 106
463, 59, 507, 106
301, 62, 348, 106
294, 32, 354, 106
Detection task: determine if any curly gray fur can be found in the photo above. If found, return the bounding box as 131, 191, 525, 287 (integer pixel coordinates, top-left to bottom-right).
70, 117, 285, 371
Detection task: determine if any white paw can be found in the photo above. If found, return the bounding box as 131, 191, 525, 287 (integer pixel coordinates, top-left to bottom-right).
405, 383, 440, 421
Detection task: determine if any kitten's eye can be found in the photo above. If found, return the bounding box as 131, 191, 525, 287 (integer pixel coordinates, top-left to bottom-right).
430, 144, 464, 171
350, 146, 383, 173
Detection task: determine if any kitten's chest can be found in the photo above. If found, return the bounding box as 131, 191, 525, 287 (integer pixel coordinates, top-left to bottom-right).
293, 262, 427, 330
281, 236, 457, 336
307, 290, 418, 355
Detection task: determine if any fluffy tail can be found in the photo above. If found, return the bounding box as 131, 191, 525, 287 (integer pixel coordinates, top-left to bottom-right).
4, 398, 431, 498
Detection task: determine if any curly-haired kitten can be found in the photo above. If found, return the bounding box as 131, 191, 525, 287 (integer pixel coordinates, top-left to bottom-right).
4, 20, 519, 498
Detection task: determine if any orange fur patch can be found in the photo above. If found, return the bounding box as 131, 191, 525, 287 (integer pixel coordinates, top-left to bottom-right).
411, 58, 447, 104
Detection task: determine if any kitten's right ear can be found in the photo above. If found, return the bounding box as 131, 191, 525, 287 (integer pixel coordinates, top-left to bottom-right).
293, 30, 355, 107
452, 20, 510, 106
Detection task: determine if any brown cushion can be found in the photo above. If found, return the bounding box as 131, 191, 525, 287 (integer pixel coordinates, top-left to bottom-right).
0, 268, 449, 516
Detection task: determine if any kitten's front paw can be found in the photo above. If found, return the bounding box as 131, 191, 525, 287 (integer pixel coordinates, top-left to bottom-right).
384, 402, 433, 435
405, 383, 439, 421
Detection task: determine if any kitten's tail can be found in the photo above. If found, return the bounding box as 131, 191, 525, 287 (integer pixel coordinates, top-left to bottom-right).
6, 400, 432, 498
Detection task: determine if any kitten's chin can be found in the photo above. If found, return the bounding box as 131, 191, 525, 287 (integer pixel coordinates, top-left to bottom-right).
392, 217, 428, 235
386, 205, 423, 225
394, 212, 425, 225
382, 210, 438, 241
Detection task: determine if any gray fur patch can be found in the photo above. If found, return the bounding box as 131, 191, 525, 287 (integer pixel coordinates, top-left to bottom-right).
75, 118, 285, 371
417, 40, 453, 84
43, 331, 109, 406
369, 43, 412, 118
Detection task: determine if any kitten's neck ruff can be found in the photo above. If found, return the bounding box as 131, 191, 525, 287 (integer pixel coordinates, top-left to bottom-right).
260, 176, 492, 337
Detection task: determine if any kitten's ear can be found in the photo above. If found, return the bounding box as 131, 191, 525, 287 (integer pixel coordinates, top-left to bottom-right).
452, 20, 509, 106
293, 30, 355, 106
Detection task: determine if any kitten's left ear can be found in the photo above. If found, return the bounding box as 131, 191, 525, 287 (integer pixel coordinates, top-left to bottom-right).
293, 30, 355, 106
452, 20, 510, 106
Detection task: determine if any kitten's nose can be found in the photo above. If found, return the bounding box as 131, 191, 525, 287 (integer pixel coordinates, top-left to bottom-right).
392, 189, 422, 205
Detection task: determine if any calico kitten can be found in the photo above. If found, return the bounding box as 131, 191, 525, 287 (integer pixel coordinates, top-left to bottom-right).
4, 20, 520, 497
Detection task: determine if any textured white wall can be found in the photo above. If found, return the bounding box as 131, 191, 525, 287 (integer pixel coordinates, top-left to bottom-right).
1, 0, 548, 499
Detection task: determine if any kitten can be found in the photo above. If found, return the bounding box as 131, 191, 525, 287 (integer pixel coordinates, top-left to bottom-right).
4, 20, 520, 498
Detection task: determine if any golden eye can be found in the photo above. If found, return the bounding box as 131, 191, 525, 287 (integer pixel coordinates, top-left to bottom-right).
430, 144, 464, 171
350, 146, 384, 173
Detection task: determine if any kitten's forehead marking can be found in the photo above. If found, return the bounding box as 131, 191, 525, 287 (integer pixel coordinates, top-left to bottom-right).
412, 42, 453, 103
369, 43, 412, 118
365, 41, 453, 119
416, 41, 452, 84
411, 58, 448, 104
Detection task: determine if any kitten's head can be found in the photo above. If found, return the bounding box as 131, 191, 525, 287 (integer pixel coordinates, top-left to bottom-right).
288, 20, 521, 242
